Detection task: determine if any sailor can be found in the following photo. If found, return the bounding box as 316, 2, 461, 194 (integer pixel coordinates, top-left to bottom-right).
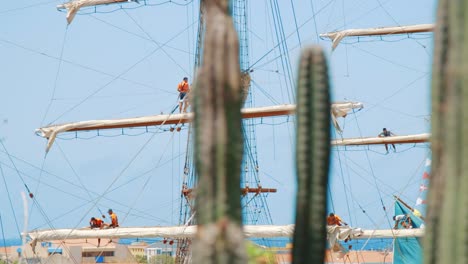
89, 217, 104, 229
89, 217, 104, 247
393, 214, 412, 229
106, 209, 119, 228
327, 213, 348, 226
378, 128, 396, 153
177, 77, 190, 113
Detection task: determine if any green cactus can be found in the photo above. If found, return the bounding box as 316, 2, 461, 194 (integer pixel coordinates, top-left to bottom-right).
191, 0, 246, 263
424, 1, 468, 264
292, 46, 331, 264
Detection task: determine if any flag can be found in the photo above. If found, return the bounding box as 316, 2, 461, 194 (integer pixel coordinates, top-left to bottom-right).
416, 197, 426, 205
419, 184, 428, 192
422, 172, 430, 179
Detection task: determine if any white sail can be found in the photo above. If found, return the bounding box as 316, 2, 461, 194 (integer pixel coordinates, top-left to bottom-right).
27, 225, 423, 241
57, 0, 137, 24
320, 24, 435, 50
37, 103, 363, 151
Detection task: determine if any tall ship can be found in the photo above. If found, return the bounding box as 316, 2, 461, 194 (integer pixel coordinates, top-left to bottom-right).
0, 0, 435, 263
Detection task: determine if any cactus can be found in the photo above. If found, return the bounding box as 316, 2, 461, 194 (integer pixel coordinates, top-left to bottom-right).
424, 1, 468, 264
191, 0, 246, 263
292, 46, 331, 264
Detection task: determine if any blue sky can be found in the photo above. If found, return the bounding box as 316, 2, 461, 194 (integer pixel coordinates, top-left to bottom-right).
1, 0, 436, 240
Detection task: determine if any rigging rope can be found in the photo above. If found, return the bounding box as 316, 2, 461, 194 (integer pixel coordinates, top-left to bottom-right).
0, 212, 9, 260
289, 0, 302, 47
47, 21, 194, 125
123, 9, 191, 77
40, 26, 68, 126
56, 142, 106, 218
0, 163, 21, 237
351, 110, 394, 231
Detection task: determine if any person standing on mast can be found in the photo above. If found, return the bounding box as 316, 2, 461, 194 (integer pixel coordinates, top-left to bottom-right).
378, 128, 396, 154
177, 77, 190, 113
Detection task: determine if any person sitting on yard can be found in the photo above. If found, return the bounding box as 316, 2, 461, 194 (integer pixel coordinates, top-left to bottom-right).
107, 209, 119, 228
89, 217, 104, 229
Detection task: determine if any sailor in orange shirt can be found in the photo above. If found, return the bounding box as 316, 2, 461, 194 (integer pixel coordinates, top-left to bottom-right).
89, 217, 104, 229
327, 213, 348, 226
107, 209, 119, 228
177, 77, 190, 113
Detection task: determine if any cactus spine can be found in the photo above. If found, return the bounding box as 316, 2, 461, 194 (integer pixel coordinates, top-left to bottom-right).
292, 46, 331, 264
424, 1, 468, 264
192, 0, 246, 263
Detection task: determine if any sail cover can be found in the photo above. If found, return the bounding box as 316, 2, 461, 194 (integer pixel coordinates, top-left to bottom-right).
393, 200, 424, 264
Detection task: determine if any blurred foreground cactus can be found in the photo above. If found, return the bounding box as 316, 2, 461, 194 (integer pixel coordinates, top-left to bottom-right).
424, 1, 468, 264
292, 46, 331, 264
192, 0, 246, 263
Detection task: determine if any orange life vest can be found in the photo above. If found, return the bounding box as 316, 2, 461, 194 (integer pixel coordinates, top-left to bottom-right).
327, 215, 342, 226
178, 81, 189, 93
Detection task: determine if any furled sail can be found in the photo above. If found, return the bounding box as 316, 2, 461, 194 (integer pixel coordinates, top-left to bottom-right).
27, 225, 423, 241
331, 101, 363, 133
320, 24, 434, 50
331, 133, 430, 146
37, 103, 363, 151
57, 0, 138, 24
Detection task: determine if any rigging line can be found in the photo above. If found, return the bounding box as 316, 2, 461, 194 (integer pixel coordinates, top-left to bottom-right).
89, 15, 197, 57
56, 110, 179, 244
0, 37, 172, 95
360, 72, 429, 115
347, 99, 429, 121
323, 0, 339, 33
375, 0, 400, 27
334, 148, 354, 226
29, 157, 47, 227
248, 0, 336, 71
56, 142, 105, 218
352, 113, 394, 231
289, 0, 302, 47
350, 44, 428, 73
342, 147, 360, 225
123, 9, 191, 77
0, 157, 174, 224
40, 26, 69, 127
186, 1, 193, 76
251, 79, 281, 105
269, 0, 292, 103
328, 0, 391, 32
0, 212, 8, 260
273, 0, 296, 99
0, 163, 21, 237
46, 23, 193, 125
394, 154, 426, 204
0, 134, 32, 197
338, 152, 406, 196
309, 0, 320, 43
342, 0, 350, 77
0, 0, 56, 14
